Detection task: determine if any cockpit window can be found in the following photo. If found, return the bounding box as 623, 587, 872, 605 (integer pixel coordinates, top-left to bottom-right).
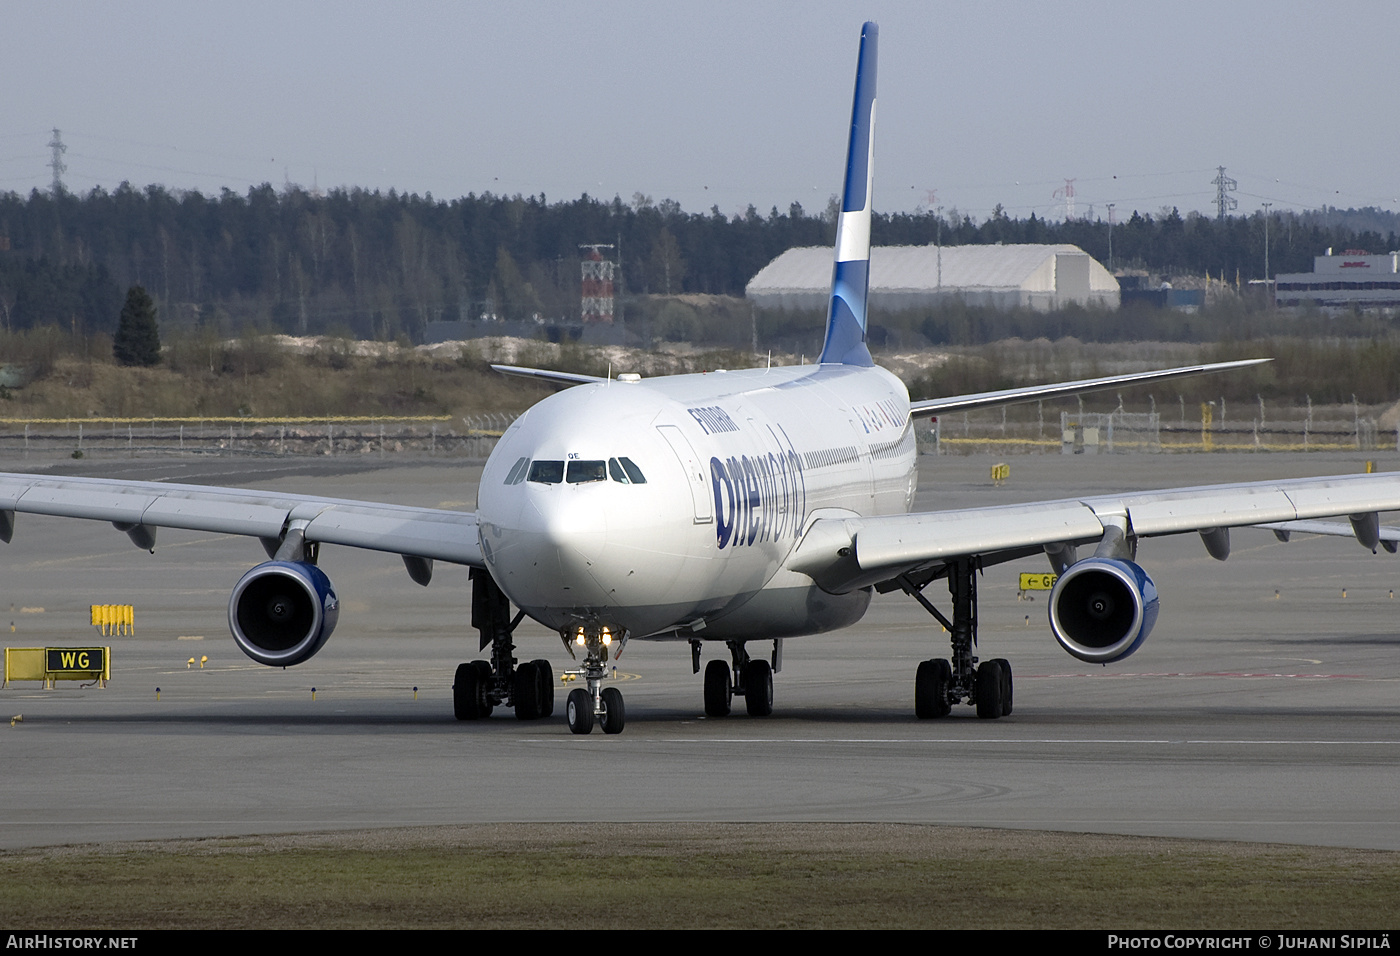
504, 457, 530, 485
608, 457, 648, 484
527, 460, 565, 484
566, 460, 607, 483
527, 458, 641, 486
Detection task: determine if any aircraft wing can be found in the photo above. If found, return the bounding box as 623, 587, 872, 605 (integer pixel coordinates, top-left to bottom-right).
786, 471, 1400, 593
1256, 519, 1400, 549
909, 358, 1270, 417
0, 473, 483, 567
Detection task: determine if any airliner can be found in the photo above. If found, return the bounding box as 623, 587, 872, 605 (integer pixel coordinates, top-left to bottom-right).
2, 22, 1398, 734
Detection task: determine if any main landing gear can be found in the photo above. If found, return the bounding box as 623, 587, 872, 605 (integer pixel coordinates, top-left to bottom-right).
562, 624, 626, 735
895, 556, 1013, 720
453, 569, 555, 721
692, 639, 778, 718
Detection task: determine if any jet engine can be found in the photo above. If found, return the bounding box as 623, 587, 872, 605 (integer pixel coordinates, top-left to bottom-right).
228, 561, 340, 666
1047, 557, 1158, 664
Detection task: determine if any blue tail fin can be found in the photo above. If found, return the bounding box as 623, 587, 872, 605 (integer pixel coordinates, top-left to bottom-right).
818, 21, 878, 367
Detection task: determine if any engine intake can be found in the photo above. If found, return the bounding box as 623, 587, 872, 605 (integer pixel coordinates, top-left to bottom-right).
229, 561, 340, 666
1048, 557, 1158, 664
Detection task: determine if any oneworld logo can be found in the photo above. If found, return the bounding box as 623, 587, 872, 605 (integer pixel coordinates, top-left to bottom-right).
711, 451, 806, 550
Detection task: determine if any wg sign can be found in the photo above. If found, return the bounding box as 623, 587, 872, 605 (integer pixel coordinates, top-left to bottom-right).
46, 647, 106, 673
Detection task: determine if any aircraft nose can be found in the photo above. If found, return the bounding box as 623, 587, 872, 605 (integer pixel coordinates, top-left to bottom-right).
482, 488, 612, 610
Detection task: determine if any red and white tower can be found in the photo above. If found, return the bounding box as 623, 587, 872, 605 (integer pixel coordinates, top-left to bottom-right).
580, 244, 616, 324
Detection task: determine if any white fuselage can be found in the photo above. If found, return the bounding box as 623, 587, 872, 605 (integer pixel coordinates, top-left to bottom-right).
476, 362, 916, 643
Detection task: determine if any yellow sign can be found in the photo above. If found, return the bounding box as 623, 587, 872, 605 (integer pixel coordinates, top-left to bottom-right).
4, 646, 110, 687
1019, 572, 1058, 591
91, 605, 134, 636
47, 647, 105, 672
990, 462, 1010, 484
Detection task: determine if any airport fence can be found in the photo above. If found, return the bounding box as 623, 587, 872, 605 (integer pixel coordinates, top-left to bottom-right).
0, 406, 1389, 462
0, 414, 515, 460
918, 402, 1394, 456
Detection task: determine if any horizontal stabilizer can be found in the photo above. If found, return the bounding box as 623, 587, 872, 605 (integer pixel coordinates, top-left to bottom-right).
910, 359, 1271, 418
490, 364, 609, 387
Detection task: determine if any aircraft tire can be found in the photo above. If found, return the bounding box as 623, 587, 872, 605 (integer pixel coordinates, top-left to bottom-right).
703, 659, 732, 717
531, 659, 555, 717
470, 659, 495, 717
513, 661, 541, 720
975, 660, 1005, 719
600, 687, 626, 734
566, 688, 594, 734
453, 662, 485, 720
915, 658, 952, 718
743, 659, 774, 717
991, 658, 1013, 716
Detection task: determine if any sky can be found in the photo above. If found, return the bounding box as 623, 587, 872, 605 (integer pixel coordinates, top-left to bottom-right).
3, 0, 1396, 224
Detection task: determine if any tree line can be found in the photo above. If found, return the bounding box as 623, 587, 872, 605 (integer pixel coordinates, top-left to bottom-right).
0, 182, 1396, 342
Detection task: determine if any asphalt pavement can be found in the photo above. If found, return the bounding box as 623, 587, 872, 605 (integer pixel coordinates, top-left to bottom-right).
2, 450, 1398, 850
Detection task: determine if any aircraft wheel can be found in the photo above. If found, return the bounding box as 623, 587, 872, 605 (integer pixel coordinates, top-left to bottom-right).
915, 658, 952, 718
991, 658, 1013, 716
975, 660, 1005, 719
600, 686, 626, 734
513, 661, 541, 720
453, 662, 487, 720
470, 659, 494, 717
531, 659, 555, 717
743, 659, 773, 717
566, 688, 594, 735
703, 659, 732, 717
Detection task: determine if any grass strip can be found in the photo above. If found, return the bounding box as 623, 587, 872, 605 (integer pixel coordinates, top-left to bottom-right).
4, 823, 1399, 929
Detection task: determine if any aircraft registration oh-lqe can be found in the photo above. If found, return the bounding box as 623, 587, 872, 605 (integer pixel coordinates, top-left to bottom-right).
3, 23, 1399, 734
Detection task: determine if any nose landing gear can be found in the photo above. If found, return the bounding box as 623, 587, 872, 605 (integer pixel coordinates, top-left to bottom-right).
562, 624, 627, 735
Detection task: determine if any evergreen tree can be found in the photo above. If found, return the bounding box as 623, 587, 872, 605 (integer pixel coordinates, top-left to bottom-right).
113, 285, 160, 366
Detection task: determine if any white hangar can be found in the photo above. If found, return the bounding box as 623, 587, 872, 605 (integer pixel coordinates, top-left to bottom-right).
746, 243, 1120, 311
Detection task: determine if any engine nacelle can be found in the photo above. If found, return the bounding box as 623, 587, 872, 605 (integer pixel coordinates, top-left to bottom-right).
1048, 557, 1158, 664
228, 561, 340, 667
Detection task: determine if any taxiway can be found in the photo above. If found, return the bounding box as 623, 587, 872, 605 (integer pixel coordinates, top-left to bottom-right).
2, 450, 1397, 850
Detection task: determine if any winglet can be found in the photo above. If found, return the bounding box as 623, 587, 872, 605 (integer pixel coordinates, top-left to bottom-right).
818, 21, 878, 367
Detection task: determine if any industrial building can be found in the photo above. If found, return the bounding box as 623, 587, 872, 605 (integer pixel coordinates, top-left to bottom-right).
746, 243, 1120, 312
1274, 250, 1400, 309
